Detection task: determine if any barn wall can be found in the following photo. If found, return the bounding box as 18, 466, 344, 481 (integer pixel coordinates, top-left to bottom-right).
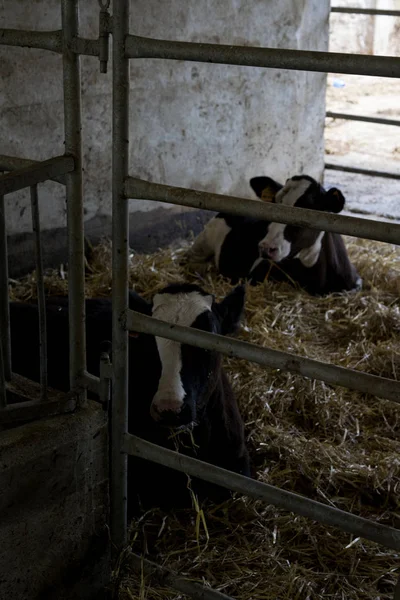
0, 402, 109, 600
1, 0, 330, 275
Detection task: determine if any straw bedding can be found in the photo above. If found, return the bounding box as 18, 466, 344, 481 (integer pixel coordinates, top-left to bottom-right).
10, 235, 400, 599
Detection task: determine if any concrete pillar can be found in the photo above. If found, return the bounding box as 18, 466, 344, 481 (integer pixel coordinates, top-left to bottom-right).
0, 0, 330, 274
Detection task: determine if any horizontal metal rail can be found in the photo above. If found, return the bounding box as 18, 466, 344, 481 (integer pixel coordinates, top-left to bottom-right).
125, 177, 400, 245
0, 28, 62, 53
326, 111, 400, 127
0, 392, 76, 424
70, 36, 100, 57
0, 29, 102, 58
127, 311, 400, 404
124, 435, 400, 552
128, 552, 234, 600
325, 163, 400, 180
0, 155, 74, 196
0, 154, 67, 186
125, 35, 400, 78
79, 371, 101, 397
331, 7, 400, 17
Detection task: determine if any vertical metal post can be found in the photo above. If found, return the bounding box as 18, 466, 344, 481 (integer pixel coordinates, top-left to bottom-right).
100, 349, 111, 411
0, 327, 6, 409
111, 0, 130, 550
394, 574, 400, 600
61, 0, 86, 403
0, 194, 11, 383
30, 185, 47, 400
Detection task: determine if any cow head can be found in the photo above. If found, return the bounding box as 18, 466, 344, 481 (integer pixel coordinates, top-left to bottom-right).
250, 175, 345, 267
149, 283, 245, 429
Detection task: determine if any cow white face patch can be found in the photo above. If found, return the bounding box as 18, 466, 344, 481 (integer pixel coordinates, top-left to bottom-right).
258, 177, 313, 263
150, 291, 213, 421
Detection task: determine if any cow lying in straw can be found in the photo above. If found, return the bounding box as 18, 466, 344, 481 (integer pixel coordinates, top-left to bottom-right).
185, 174, 362, 296
9, 283, 250, 515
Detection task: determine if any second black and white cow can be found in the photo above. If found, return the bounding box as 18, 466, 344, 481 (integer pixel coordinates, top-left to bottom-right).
186, 174, 362, 296
9, 283, 250, 514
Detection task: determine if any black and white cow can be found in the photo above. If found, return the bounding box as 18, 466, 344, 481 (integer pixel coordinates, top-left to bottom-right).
9, 283, 250, 514
186, 174, 362, 296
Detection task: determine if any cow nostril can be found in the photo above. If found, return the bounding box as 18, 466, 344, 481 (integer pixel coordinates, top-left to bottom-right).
259, 244, 278, 258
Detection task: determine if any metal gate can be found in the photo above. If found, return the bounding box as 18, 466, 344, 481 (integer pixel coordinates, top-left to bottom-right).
1, 2, 400, 598
326, 5, 400, 181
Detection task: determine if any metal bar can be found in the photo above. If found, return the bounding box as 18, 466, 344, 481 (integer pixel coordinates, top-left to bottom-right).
61, 0, 86, 404
70, 36, 100, 57
79, 371, 101, 396
0, 28, 62, 53
0, 154, 67, 186
326, 111, 400, 127
127, 311, 400, 405
125, 35, 400, 79
0, 330, 6, 410
30, 185, 47, 401
0, 155, 74, 196
128, 552, 235, 600
99, 352, 111, 411
0, 195, 11, 382
331, 7, 400, 17
124, 435, 400, 552
125, 177, 400, 246
0, 28, 101, 57
0, 393, 76, 425
325, 163, 400, 180
111, 0, 130, 551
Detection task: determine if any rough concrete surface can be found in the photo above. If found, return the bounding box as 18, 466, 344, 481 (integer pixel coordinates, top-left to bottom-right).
0, 402, 110, 600
1, 0, 329, 242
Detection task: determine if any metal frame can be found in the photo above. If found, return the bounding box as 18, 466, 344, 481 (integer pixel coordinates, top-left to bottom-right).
331, 7, 400, 17
0, 0, 112, 420
112, 4, 400, 598
1, 1, 400, 598
326, 6, 400, 180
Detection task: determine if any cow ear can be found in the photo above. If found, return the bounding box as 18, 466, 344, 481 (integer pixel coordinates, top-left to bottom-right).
249, 176, 283, 202
215, 285, 245, 336
325, 187, 345, 213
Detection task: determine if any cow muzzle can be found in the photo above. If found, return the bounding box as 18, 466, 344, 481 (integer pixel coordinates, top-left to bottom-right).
150, 394, 195, 428
258, 242, 279, 260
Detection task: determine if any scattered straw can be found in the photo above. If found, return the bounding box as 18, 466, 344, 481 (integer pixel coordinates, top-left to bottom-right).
10, 235, 400, 599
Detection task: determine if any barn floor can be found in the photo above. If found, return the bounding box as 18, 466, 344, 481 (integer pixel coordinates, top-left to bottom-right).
12, 234, 400, 600
324, 73, 400, 222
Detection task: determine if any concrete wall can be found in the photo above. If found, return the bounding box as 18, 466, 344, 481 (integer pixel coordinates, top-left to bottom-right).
1, 0, 330, 274
0, 402, 109, 600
